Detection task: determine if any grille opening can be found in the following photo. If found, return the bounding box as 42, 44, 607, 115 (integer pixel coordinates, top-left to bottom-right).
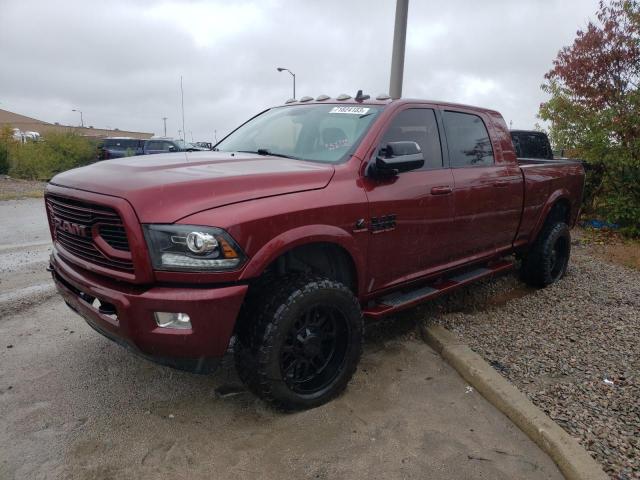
46, 194, 134, 272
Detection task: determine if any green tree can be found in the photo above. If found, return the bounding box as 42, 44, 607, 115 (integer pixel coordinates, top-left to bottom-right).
539, 0, 640, 235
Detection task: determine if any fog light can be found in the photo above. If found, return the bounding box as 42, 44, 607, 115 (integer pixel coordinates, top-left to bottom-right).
154, 312, 191, 329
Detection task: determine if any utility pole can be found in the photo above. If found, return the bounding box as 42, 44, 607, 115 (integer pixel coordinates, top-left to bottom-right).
162, 117, 167, 137
180, 76, 186, 141
214, 130, 218, 143
389, 0, 409, 99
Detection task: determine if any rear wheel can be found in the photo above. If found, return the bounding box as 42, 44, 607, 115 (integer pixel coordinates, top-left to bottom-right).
521, 222, 571, 287
234, 275, 363, 411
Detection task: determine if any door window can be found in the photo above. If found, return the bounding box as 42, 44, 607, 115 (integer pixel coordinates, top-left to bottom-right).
443, 111, 494, 167
378, 109, 443, 170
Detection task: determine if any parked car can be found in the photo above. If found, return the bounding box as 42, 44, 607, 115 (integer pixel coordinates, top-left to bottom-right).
45, 96, 585, 410
143, 138, 202, 155
98, 138, 145, 160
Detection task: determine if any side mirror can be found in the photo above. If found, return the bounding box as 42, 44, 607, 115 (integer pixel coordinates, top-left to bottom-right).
369, 141, 424, 177
168, 145, 177, 152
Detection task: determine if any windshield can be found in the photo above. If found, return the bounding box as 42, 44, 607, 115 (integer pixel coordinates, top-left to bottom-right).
216, 104, 382, 163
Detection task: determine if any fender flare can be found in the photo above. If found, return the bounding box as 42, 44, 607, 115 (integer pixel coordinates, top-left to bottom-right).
530, 188, 572, 242
238, 225, 367, 294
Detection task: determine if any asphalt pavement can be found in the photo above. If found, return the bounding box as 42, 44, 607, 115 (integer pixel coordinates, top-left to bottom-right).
0, 197, 563, 480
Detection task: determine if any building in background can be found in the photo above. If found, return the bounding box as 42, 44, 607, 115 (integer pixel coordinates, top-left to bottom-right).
0, 109, 153, 140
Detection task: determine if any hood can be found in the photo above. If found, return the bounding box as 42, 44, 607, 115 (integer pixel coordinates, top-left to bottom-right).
51, 151, 335, 223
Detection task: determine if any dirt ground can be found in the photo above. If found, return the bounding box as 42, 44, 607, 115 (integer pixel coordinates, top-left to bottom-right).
574, 226, 640, 270
0, 302, 564, 480
0, 175, 46, 201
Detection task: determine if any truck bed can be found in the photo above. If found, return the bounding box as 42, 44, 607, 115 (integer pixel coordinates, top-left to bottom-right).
515, 157, 585, 246
517, 157, 582, 167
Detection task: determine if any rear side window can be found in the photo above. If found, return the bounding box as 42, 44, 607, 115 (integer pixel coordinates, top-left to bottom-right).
103, 139, 140, 149
146, 141, 170, 151
378, 108, 443, 169
443, 111, 494, 167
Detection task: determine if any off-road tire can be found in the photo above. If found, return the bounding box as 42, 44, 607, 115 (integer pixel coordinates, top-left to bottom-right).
234, 274, 363, 411
521, 222, 571, 287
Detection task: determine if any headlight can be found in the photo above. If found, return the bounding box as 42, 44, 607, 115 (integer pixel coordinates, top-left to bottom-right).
143, 224, 245, 271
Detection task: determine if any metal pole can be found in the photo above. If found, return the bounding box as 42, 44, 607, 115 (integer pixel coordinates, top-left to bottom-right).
162, 117, 167, 137
180, 76, 186, 141
80, 111, 84, 128
389, 0, 409, 99
292, 73, 296, 100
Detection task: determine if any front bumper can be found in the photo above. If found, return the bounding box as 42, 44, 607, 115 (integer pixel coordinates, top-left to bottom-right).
50, 248, 248, 373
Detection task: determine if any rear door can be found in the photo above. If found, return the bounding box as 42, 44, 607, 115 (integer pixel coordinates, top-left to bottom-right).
442, 110, 521, 259
364, 107, 456, 292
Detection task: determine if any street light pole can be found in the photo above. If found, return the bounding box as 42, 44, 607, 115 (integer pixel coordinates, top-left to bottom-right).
72, 109, 84, 128
180, 76, 186, 142
277, 67, 296, 99
162, 117, 167, 137
389, 0, 409, 99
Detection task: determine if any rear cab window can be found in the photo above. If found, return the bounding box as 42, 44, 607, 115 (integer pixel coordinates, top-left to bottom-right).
443, 111, 494, 167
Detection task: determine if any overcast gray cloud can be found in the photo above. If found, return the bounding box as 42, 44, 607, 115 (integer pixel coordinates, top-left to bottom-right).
0, 0, 598, 142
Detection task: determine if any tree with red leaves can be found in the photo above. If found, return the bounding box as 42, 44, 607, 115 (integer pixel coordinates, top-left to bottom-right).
540, 0, 640, 235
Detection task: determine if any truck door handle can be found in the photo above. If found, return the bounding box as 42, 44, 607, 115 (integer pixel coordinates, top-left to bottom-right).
430, 186, 453, 195
494, 181, 510, 188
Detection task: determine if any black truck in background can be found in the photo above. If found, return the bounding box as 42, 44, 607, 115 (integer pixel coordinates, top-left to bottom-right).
510, 130, 554, 160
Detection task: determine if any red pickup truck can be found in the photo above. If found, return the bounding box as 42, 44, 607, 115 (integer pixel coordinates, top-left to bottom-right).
45, 96, 584, 410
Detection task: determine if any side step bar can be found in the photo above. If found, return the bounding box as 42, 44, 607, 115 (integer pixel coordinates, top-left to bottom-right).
362, 259, 514, 319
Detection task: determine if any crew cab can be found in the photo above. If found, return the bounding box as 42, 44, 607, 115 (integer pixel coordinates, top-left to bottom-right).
45, 95, 584, 410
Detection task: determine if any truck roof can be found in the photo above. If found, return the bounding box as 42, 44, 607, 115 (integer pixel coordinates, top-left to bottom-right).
279, 96, 501, 116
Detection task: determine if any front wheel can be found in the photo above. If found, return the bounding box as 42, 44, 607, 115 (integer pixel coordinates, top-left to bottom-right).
521, 222, 571, 287
235, 275, 363, 411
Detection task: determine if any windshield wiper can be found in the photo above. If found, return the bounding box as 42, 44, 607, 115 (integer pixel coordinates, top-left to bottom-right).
237, 149, 300, 160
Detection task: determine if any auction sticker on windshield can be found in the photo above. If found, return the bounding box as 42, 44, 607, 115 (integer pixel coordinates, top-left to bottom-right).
329, 106, 370, 115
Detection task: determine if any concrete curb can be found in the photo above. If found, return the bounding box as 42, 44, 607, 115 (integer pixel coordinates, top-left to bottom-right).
421, 324, 607, 480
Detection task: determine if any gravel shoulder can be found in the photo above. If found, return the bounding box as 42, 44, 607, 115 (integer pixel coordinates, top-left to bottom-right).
0, 175, 46, 201
424, 239, 640, 479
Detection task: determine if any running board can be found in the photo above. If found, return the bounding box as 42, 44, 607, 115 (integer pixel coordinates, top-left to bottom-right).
363, 259, 514, 318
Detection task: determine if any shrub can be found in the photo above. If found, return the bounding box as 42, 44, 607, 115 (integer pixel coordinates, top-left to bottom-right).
9, 132, 97, 181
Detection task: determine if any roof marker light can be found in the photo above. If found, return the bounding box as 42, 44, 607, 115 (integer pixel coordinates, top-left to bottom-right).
376, 93, 392, 100
299, 96, 314, 102
336, 94, 351, 101
315, 94, 330, 101
285, 98, 297, 104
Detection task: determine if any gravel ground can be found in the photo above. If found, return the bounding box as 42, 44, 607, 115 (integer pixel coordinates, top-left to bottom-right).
419, 241, 639, 479
0, 175, 46, 200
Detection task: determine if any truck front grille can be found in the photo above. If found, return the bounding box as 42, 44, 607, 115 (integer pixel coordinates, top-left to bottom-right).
46, 194, 134, 272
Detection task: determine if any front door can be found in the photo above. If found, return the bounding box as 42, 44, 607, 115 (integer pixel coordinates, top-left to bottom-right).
364, 107, 455, 293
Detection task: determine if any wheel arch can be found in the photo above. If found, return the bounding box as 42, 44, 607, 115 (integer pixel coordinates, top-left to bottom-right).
239, 225, 365, 296
531, 189, 572, 242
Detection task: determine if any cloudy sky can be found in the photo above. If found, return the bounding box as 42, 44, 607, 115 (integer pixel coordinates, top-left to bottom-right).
1, 0, 598, 142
